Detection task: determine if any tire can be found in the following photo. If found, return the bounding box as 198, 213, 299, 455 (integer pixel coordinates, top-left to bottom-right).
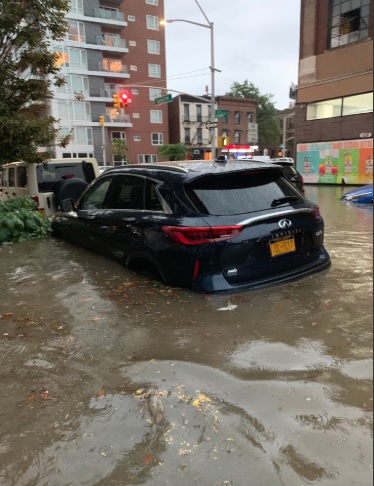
53, 178, 88, 207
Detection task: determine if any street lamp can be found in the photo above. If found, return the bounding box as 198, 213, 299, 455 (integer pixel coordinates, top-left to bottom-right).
162, 0, 217, 160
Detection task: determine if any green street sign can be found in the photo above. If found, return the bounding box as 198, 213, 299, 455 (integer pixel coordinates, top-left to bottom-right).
215, 109, 228, 118
154, 94, 172, 105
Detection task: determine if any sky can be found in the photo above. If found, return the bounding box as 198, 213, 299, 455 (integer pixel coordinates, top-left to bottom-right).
163, 0, 301, 109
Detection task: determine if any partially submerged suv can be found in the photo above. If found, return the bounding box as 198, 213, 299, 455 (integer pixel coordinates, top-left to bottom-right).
0, 158, 101, 218
51, 160, 331, 293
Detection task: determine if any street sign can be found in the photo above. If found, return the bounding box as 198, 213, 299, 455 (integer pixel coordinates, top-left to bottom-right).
154, 94, 172, 105
247, 123, 258, 144
215, 109, 228, 118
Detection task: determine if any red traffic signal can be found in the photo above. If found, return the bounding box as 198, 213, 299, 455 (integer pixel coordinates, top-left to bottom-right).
119, 91, 130, 107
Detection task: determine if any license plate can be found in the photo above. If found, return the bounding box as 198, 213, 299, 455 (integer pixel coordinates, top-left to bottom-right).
269, 235, 296, 257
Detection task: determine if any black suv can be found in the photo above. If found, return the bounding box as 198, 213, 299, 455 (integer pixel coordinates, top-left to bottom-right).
51, 161, 330, 293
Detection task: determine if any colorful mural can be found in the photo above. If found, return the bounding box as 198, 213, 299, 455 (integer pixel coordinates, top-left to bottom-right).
296, 139, 373, 185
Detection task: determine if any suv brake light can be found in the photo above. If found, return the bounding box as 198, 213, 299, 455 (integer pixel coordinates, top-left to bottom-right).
311, 207, 322, 221
31, 196, 39, 207
162, 225, 243, 245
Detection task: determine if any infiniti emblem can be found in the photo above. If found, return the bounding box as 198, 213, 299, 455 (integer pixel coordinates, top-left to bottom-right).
278, 219, 292, 229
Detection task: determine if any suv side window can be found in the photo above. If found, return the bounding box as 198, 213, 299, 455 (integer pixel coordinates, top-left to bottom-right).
109, 175, 145, 210
145, 179, 164, 211
79, 177, 113, 210
8, 168, 15, 187
17, 167, 27, 188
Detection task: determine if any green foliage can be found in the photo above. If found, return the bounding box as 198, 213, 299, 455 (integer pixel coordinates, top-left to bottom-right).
0, 197, 50, 244
157, 144, 189, 161
225, 80, 281, 147
0, 0, 70, 165
111, 139, 128, 162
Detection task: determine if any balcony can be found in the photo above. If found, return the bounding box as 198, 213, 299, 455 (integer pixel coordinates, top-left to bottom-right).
98, 61, 128, 74
95, 7, 125, 22
95, 35, 127, 52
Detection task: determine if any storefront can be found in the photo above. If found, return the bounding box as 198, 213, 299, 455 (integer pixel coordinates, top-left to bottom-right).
220, 144, 258, 159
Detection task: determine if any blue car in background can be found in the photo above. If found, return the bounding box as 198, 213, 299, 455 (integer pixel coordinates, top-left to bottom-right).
341, 184, 373, 204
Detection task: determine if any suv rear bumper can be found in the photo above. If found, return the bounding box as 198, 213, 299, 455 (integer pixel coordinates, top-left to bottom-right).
192, 246, 331, 293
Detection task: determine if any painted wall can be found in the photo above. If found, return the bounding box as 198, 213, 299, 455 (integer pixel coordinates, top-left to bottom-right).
296, 138, 373, 185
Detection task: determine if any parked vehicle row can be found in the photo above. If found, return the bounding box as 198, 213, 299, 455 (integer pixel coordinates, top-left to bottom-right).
0, 158, 101, 218
51, 160, 331, 293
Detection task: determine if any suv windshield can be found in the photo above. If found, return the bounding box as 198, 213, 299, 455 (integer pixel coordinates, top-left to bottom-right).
186, 171, 302, 216
36, 162, 97, 192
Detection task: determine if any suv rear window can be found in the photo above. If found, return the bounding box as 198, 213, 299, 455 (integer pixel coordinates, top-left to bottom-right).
186, 170, 300, 216
36, 162, 97, 192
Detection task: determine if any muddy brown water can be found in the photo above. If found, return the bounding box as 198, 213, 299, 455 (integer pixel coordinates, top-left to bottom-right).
0, 185, 372, 486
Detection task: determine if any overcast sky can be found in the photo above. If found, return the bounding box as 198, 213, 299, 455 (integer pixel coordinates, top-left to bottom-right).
163, 0, 301, 109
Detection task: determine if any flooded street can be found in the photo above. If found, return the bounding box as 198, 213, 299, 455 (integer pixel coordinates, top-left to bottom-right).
0, 185, 372, 486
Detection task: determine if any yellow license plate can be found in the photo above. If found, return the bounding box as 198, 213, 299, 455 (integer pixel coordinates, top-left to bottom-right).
269, 235, 296, 257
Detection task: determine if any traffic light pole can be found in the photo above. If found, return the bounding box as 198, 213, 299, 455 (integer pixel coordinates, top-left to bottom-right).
101, 125, 106, 167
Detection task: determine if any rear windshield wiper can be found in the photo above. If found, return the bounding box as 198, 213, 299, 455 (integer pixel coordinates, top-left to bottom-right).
271, 196, 300, 207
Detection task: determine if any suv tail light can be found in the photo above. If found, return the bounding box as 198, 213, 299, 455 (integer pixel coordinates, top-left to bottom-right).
311, 207, 322, 222
162, 225, 243, 245
31, 195, 39, 207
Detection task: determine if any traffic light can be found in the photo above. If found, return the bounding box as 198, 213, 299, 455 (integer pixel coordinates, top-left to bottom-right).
119, 91, 130, 107
222, 136, 229, 146
99, 115, 105, 126
112, 93, 120, 109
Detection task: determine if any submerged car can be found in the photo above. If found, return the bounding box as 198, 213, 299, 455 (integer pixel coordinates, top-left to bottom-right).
341, 184, 373, 204
51, 161, 331, 293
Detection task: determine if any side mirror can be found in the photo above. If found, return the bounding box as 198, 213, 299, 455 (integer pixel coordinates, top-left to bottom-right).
60, 198, 76, 213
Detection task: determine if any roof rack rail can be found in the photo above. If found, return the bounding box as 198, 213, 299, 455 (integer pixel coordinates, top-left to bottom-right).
121, 164, 189, 173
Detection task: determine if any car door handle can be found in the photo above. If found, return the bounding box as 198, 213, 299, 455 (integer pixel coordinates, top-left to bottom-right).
121, 217, 136, 223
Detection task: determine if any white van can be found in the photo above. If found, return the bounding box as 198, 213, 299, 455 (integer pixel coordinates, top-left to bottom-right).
0, 158, 101, 218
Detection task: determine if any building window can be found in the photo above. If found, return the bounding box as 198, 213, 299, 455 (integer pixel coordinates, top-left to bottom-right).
234, 112, 241, 124
128, 15, 136, 21
102, 59, 123, 73
148, 63, 161, 78
55, 47, 87, 69
152, 133, 163, 145
184, 128, 191, 143
183, 104, 190, 121
196, 105, 202, 122
342, 92, 373, 116
60, 127, 93, 145
222, 112, 228, 124
329, 0, 370, 48
146, 0, 158, 4
147, 40, 160, 55
138, 155, 158, 163
197, 128, 203, 144
58, 101, 91, 121
57, 75, 89, 95
112, 131, 126, 141
70, 0, 83, 15
67, 21, 85, 42
247, 112, 254, 122
150, 110, 163, 123
235, 131, 241, 144
149, 88, 162, 100
146, 15, 159, 30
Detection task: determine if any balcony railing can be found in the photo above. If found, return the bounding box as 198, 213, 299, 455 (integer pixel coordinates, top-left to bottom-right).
103, 114, 131, 124
94, 8, 125, 22
96, 36, 126, 49
98, 62, 128, 74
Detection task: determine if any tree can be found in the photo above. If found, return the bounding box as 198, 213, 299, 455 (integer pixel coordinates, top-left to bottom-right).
225, 80, 281, 148
111, 138, 128, 164
0, 0, 70, 165
157, 144, 189, 161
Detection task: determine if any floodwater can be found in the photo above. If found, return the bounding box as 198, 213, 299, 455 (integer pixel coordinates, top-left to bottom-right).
0, 185, 372, 486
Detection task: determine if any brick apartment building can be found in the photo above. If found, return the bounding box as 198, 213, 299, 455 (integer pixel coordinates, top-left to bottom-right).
50, 0, 168, 165
168, 95, 258, 159
295, 0, 373, 185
